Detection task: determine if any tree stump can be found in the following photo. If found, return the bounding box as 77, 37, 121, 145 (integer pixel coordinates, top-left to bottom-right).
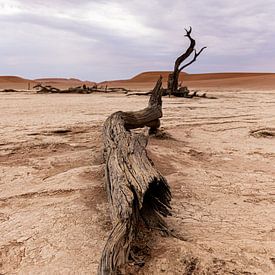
98, 77, 172, 274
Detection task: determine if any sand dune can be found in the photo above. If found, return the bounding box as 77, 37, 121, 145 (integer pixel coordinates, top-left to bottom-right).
0, 71, 275, 90
34, 78, 96, 90
0, 76, 95, 90
0, 76, 35, 90
1, 72, 275, 91
101, 71, 275, 91
35, 78, 83, 82
0, 76, 32, 83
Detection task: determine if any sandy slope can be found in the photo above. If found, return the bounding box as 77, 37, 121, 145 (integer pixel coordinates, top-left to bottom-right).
0, 76, 35, 90
0, 76, 95, 90
34, 78, 96, 90
2, 72, 275, 91
0, 90, 274, 274
101, 72, 275, 91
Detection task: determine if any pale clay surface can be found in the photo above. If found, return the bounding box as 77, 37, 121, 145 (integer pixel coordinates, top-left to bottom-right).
0, 91, 274, 274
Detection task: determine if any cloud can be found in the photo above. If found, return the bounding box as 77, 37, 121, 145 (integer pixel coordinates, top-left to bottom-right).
0, 0, 275, 81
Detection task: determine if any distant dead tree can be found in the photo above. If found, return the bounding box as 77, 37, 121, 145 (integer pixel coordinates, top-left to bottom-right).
126, 27, 209, 99
33, 83, 61, 93
167, 27, 206, 96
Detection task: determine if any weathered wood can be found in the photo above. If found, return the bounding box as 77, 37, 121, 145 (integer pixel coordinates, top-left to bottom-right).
34, 84, 61, 93
99, 77, 171, 274
126, 91, 152, 96
34, 83, 130, 94
126, 87, 214, 99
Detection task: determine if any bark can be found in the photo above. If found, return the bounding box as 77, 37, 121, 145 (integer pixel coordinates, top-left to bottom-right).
98, 77, 171, 274
34, 84, 130, 94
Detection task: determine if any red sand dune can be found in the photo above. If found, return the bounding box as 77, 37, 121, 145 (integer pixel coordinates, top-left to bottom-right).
0, 76, 33, 83
101, 71, 275, 91
0, 76, 95, 90
0, 76, 35, 90
1, 72, 275, 91
34, 78, 96, 90
35, 78, 82, 82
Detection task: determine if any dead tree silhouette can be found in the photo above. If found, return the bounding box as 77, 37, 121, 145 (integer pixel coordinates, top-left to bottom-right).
167, 27, 206, 96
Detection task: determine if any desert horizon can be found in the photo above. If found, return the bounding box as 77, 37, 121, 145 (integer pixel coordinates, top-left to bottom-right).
1, 71, 275, 91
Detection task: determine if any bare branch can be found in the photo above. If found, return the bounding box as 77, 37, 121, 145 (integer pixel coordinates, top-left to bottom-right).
184, 26, 192, 37
179, 46, 207, 72
174, 27, 196, 70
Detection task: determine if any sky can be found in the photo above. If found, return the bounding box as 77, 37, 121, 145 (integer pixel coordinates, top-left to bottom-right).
0, 0, 275, 81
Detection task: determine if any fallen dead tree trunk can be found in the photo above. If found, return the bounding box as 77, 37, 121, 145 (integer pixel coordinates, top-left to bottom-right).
127, 88, 216, 99
34, 84, 130, 94
98, 77, 172, 274
126, 90, 152, 96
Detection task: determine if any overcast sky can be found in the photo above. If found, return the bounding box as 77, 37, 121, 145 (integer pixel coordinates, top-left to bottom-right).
0, 0, 275, 81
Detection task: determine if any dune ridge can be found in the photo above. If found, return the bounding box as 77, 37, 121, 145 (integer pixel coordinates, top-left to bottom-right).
0, 76, 33, 83
0, 76, 95, 90
100, 71, 275, 91
1, 72, 275, 91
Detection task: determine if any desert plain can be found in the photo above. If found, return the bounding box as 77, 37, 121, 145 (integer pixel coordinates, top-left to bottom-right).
0, 72, 275, 274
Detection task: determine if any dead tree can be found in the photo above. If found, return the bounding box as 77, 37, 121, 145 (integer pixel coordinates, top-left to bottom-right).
99, 77, 171, 274
33, 84, 61, 93
167, 27, 206, 96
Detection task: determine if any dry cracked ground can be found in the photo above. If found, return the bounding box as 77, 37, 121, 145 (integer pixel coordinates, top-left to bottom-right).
0, 90, 274, 274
